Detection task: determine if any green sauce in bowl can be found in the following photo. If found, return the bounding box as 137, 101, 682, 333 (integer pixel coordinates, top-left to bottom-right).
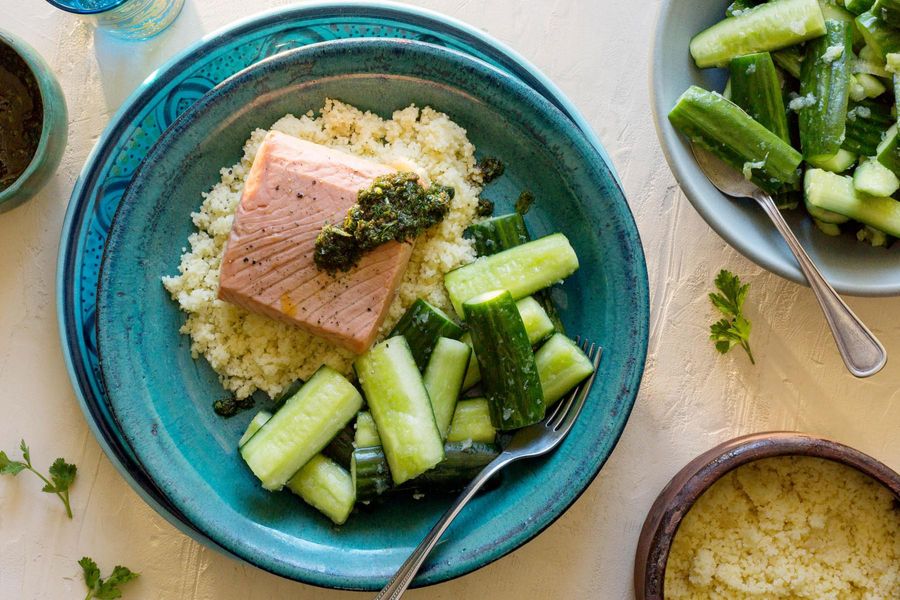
0, 40, 43, 192
0, 30, 67, 213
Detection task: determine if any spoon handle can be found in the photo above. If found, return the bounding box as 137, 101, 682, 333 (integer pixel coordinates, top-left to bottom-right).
753, 190, 887, 378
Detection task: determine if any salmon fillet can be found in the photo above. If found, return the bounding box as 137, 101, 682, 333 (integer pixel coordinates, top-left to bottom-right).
218, 131, 412, 354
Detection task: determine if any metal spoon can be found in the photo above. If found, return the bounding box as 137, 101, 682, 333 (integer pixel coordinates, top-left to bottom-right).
691, 144, 887, 378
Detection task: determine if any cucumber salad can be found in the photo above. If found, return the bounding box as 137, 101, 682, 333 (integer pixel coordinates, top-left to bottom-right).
671, 0, 900, 246
238, 214, 595, 525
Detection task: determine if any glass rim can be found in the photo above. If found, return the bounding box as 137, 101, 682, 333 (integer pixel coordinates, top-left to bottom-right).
44, 0, 131, 15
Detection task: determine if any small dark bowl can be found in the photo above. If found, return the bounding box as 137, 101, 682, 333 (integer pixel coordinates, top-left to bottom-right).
0, 29, 67, 213
634, 432, 900, 599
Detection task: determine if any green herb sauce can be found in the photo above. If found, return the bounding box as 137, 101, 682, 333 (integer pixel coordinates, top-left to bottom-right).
213, 395, 255, 418
475, 156, 505, 183
314, 172, 454, 272
515, 190, 535, 215
0, 41, 42, 192
475, 197, 495, 217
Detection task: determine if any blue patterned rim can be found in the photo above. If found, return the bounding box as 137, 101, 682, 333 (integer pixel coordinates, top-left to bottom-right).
57, 1, 633, 571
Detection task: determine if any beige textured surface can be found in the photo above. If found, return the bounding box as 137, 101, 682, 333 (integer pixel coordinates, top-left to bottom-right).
2, 1, 900, 598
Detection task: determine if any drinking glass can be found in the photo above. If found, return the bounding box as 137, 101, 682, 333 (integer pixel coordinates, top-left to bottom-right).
45, 0, 185, 41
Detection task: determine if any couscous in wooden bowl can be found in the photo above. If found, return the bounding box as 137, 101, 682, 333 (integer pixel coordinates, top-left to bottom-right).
635, 432, 900, 599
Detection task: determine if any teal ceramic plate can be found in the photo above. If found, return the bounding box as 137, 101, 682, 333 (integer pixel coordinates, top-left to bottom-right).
97, 39, 648, 589
652, 0, 900, 296
58, 2, 627, 555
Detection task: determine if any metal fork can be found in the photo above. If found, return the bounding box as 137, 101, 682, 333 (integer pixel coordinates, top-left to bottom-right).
374, 339, 603, 600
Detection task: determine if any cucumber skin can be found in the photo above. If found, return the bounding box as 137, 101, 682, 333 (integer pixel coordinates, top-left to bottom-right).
876, 124, 900, 176
351, 446, 392, 499
773, 47, 804, 79
805, 168, 900, 236
354, 336, 445, 485
669, 86, 803, 193
843, 100, 893, 156
856, 11, 900, 60
423, 337, 471, 440
464, 214, 529, 256
321, 423, 356, 470
238, 411, 272, 448
287, 454, 355, 525
272, 379, 303, 405
352, 442, 500, 502
240, 366, 363, 491
444, 233, 579, 317
464, 290, 545, 431
846, 0, 876, 15
389, 299, 463, 370
460, 332, 482, 390
466, 213, 566, 334
875, 0, 900, 24
774, 190, 802, 211
459, 296, 556, 391
895, 74, 900, 129
690, 0, 827, 68
799, 20, 853, 162
730, 53, 791, 143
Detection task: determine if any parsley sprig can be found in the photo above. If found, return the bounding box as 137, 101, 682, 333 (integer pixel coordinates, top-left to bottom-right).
0, 440, 77, 518
79, 557, 139, 600
709, 269, 755, 364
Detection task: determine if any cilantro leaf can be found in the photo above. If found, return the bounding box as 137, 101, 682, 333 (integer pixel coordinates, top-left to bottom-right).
80, 557, 139, 600
708, 270, 755, 364
49, 458, 77, 492
79, 557, 101, 590
0, 451, 26, 476
0, 441, 76, 518
95, 566, 139, 599
709, 269, 749, 317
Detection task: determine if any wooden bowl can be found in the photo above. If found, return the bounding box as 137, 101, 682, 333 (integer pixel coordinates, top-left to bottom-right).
634, 432, 900, 599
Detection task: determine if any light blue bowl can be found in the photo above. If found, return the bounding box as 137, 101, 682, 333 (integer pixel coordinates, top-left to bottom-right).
96, 38, 648, 589
653, 0, 900, 296
0, 30, 67, 213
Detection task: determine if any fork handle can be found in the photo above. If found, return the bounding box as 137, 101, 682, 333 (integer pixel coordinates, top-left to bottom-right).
753, 190, 887, 377
373, 454, 513, 600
